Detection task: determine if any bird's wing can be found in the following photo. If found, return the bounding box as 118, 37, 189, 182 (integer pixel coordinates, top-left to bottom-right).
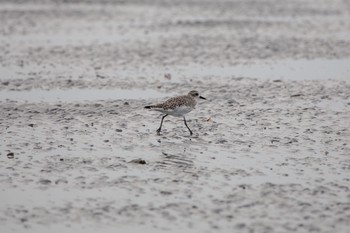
161, 95, 189, 110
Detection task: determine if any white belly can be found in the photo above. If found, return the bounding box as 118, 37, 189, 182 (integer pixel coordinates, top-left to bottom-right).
164, 106, 194, 117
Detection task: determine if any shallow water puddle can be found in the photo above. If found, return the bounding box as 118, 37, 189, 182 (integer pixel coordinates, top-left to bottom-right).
179, 58, 350, 80
316, 99, 350, 112
2, 59, 349, 83
0, 89, 167, 102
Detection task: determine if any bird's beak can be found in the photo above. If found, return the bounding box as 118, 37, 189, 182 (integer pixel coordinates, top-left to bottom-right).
200, 96, 206, 100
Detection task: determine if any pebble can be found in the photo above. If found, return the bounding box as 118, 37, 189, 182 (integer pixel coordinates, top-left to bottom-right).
7, 152, 15, 159
38, 179, 52, 185
129, 159, 146, 164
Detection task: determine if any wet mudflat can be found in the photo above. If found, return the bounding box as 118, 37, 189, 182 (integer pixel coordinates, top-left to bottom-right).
1, 0, 350, 233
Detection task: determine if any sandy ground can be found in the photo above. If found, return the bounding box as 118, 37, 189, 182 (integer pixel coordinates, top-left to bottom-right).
1, 0, 350, 232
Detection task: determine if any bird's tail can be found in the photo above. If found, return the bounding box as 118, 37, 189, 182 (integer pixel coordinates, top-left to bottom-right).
144, 105, 155, 109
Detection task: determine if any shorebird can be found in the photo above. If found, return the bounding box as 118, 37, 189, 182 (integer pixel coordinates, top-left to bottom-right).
144, 90, 206, 135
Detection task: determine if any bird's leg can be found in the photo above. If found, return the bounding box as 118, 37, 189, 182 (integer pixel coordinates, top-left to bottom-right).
183, 116, 193, 135
157, 114, 168, 135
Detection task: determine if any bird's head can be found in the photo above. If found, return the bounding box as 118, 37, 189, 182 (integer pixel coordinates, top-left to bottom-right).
188, 90, 206, 100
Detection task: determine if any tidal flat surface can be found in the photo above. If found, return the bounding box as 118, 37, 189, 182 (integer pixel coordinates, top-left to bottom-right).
1, 0, 350, 233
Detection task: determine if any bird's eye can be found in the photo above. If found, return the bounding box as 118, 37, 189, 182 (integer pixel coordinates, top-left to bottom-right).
195, 93, 199, 96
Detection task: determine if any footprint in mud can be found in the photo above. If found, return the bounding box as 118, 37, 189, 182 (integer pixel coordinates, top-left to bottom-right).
156, 152, 194, 168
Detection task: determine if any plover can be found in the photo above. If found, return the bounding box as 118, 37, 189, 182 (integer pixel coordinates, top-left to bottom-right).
145, 90, 206, 135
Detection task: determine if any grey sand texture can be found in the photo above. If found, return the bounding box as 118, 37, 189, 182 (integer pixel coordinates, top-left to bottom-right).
1, 0, 350, 233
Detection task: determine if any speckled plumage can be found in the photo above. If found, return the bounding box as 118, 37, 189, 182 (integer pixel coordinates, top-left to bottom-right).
145, 90, 206, 135
153, 94, 196, 111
